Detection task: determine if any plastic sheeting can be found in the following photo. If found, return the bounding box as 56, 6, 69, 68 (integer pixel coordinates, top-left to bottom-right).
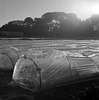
0, 47, 19, 69
12, 49, 99, 92
0, 46, 32, 69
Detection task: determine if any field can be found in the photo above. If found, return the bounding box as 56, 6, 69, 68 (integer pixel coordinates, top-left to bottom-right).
1, 39, 99, 100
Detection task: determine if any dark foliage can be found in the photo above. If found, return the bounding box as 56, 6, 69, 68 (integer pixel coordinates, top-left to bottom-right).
0, 12, 99, 39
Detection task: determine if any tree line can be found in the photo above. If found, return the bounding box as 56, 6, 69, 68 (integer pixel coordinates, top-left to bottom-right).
0, 12, 99, 39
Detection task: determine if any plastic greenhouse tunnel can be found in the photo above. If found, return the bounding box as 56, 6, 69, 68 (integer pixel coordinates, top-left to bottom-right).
12, 49, 99, 92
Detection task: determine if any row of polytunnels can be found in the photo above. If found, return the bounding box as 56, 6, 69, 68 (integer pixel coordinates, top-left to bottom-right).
1, 47, 99, 92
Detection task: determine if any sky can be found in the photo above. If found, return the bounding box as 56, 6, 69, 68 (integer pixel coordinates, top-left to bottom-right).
0, 0, 99, 27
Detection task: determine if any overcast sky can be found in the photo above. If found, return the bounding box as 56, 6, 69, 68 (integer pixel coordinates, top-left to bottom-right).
0, 0, 99, 27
